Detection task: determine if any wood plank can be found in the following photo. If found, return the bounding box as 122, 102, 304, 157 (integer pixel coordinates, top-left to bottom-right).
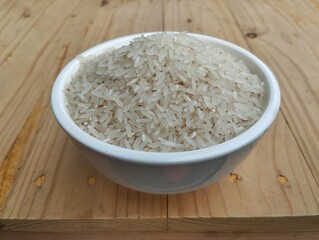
0, 0, 166, 232
164, 0, 247, 44
0, 0, 78, 165
168, 115, 319, 232
227, 0, 319, 182
1, 0, 319, 234
0, 0, 163, 166
1, 231, 319, 240
0, 219, 167, 232
164, 0, 319, 232
0, 88, 167, 231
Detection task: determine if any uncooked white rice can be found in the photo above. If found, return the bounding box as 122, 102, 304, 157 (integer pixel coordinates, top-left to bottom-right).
64, 33, 264, 152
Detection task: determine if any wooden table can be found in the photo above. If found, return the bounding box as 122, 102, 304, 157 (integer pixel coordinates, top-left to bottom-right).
0, 0, 319, 239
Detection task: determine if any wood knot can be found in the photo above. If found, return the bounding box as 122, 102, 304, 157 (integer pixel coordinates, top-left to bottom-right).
230, 173, 242, 183
245, 32, 258, 39
278, 175, 288, 184
100, 0, 108, 7
35, 175, 45, 187
22, 8, 31, 18
187, 18, 192, 23
5, 54, 12, 61
88, 176, 96, 186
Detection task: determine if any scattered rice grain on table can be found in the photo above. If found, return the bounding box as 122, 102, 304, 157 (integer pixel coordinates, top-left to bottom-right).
64, 33, 264, 152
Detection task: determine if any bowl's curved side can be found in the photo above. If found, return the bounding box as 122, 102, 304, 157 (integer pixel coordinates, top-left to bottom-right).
71, 136, 259, 194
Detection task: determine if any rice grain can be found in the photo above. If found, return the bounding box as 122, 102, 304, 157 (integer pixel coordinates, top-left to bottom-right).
65, 33, 264, 152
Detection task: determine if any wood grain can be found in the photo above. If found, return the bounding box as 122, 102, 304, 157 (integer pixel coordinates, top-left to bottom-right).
1, 231, 319, 240
168, 114, 319, 231
0, 0, 163, 165
0, 0, 166, 232
164, 0, 247, 44
0, 0, 319, 235
227, 0, 319, 183
164, 0, 319, 232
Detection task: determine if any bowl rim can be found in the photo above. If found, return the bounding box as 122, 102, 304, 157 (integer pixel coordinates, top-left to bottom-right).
51, 32, 281, 166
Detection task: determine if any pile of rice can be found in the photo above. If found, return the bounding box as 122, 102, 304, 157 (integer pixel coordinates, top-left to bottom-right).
65, 33, 264, 152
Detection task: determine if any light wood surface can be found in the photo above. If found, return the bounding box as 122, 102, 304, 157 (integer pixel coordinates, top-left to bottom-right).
0, 0, 318, 237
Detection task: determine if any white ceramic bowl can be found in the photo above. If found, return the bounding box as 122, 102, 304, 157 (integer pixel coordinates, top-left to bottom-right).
51, 32, 280, 194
